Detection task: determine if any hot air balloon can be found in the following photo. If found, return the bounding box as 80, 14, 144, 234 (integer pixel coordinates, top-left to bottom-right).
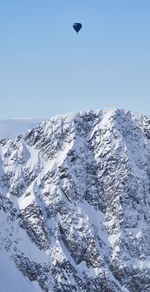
73, 23, 82, 34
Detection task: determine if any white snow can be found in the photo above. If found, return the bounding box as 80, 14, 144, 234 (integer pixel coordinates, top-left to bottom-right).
0, 249, 42, 292
0, 108, 150, 291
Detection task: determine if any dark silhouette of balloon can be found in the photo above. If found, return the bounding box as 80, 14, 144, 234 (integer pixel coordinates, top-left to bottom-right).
73, 23, 82, 33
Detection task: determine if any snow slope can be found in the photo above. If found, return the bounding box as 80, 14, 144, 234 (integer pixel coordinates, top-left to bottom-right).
0, 250, 42, 292
0, 108, 150, 291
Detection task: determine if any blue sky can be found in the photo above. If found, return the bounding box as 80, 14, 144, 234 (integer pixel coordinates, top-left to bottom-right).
0, 0, 150, 118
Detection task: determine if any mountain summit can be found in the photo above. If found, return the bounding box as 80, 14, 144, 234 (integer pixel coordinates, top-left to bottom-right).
0, 108, 150, 292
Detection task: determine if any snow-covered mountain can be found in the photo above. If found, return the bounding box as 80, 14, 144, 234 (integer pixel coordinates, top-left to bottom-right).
0, 108, 150, 292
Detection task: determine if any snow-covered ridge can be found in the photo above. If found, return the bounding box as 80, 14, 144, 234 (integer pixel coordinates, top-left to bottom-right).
0, 108, 150, 291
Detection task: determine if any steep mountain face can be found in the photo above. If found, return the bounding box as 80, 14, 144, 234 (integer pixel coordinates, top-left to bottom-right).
0, 108, 150, 292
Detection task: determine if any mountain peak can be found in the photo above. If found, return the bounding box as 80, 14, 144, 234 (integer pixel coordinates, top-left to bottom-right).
0, 108, 150, 291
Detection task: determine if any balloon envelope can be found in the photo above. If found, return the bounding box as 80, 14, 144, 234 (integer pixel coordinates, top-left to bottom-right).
73, 23, 82, 33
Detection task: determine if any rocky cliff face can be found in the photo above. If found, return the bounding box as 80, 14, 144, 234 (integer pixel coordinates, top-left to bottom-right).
0, 108, 150, 292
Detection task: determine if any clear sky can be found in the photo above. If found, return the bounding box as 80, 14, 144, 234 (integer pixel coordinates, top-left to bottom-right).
0, 0, 150, 118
